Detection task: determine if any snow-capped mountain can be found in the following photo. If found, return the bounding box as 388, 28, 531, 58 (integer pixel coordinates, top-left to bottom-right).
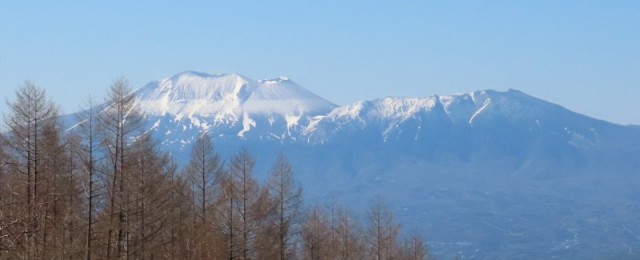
73, 71, 640, 258
301, 89, 640, 174
138, 72, 640, 171
134, 71, 336, 153
137, 71, 637, 176
306, 89, 607, 145
137, 71, 335, 119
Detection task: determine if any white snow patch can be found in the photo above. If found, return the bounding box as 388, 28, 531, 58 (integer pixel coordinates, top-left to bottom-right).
238, 113, 256, 137
469, 100, 492, 125
286, 115, 302, 129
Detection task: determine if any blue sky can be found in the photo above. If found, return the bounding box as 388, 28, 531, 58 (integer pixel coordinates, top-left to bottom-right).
1, 1, 638, 124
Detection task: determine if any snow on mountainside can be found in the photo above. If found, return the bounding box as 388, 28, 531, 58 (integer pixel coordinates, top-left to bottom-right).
135, 71, 336, 142
294, 88, 640, 179
132, 71, 640, 173
137, 71, 335, 118
127, 71, 640, 175
304, 89, 612, 144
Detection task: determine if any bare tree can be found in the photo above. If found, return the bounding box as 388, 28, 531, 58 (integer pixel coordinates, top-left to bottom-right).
334, 206, 364, 260
0, 135, 23, 255
226, 148, 270, 260
266, 153, 302, 260
399, 230, 429, 260
301, 206, 330, 260
218, 173, 237, 260
126, 133, 173, 259
73, 96, 101, 260
39, 112, 82, 259
366, 195, 400, 260
97, 77, 142, 258
3, 81, 57, 258
231, 148, 255, 260
165, 162, 194, 259
185, 131, 224, 259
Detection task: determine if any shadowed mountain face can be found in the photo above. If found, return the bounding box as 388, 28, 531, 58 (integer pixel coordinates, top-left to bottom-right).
69, 71, 640, 258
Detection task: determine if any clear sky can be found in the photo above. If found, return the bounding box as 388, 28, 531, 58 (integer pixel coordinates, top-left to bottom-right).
1, 1, 638, 124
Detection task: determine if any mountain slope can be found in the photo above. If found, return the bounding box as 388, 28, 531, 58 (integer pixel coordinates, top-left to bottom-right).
131, 71, 640, 178
300, 89, 640, 174
68, 71, 640, 258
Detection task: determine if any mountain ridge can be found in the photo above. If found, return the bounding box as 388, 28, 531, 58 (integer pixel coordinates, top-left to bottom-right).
133, 71, 635, 146
128, 72, 640, 172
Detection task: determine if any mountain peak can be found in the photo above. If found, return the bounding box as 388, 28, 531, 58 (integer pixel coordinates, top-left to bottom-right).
136, 71, 254, 116
259, 76, 290, 83
136, 71, 336, 118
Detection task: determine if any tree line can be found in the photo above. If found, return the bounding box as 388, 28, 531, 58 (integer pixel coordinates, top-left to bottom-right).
0, 79, 429, 259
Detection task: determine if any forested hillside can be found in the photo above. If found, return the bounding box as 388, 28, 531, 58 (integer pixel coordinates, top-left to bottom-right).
0, 81, 428, 259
